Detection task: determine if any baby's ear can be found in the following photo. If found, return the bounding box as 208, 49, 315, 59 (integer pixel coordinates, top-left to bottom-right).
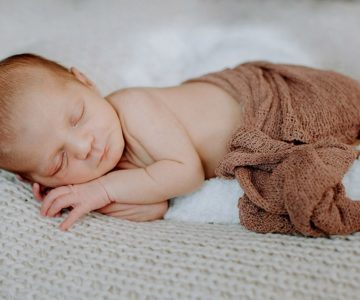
69, 67, 98, 92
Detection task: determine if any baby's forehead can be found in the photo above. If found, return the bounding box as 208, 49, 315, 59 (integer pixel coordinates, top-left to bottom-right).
17, 66, 67, 92
13, 65, 52, 83
19, 74, 70, 103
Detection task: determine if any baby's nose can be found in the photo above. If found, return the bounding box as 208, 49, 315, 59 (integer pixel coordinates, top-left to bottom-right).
68, 133, 94, 160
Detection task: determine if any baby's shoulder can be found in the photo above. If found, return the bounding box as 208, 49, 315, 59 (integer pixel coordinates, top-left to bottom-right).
105, 87, 154, 109
105, 88, 160, 166
107, 85, 173, 107
105, 87, 202, 168
105, 86, 191, 129
105, 87, 177, 134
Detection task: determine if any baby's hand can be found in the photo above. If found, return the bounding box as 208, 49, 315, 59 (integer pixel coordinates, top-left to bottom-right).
40, 179, 112, 231
16, 175, 60, 215
32, 182, 53, 201
32, 182, 65, 217
16, 174, 53, 202
95, 201, 169, 222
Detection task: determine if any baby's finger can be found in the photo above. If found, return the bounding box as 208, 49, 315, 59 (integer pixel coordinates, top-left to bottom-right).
40, 185, 53, 197
32, 183, 43, 201
40, 186, 72, 216
59, 206, 86, 231
46, 196, 76, 217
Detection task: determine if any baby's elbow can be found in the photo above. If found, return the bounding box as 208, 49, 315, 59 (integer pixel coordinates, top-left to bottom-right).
170, 162, 205, 197
189, 163, 205, 192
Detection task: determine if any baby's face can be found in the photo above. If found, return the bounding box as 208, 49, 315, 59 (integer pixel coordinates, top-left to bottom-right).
13, 69, 125, 187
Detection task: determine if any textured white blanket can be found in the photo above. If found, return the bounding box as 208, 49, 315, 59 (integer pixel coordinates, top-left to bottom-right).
1, 0, 360, 299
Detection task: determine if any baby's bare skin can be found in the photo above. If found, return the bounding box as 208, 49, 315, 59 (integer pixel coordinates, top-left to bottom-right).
16, 63, 360, 231
19, 67, 243, 230
109, 82, 242, 179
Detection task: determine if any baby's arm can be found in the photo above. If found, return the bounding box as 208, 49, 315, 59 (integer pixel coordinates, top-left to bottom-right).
98, 161, 204, 205
95, 201, 169, 222
37, 90, 204, 230
29, 178, 168, 221
99, 90, 205, 204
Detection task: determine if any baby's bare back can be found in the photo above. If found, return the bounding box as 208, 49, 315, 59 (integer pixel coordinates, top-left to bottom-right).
111, 82, 243, 179
149, 82, 242, 179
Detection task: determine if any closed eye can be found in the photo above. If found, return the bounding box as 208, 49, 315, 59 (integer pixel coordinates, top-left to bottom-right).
73, 104, 85, 127
52, 151, 66, 176
55, 104, 84, 175
53, 104, 84, 176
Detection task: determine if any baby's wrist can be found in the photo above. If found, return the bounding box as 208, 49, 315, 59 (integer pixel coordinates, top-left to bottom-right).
96, 178, 113, 205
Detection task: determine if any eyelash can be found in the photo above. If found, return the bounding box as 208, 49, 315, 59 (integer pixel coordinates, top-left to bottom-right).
54, 105, 84, 175
56, 151, 66, 174
73, 105, 85, 128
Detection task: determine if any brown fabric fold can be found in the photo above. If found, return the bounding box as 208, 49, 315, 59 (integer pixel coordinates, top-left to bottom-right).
185, 61, 360, 237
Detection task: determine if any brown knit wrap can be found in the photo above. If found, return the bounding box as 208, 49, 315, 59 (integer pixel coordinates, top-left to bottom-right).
185, 61, 360, 237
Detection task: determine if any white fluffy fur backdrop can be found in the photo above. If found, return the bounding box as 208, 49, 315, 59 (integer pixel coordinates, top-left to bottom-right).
1, 1, 360, 299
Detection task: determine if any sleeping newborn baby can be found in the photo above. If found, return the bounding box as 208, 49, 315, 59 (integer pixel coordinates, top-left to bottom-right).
0, 53, 242, 231
1, 53, 360, 236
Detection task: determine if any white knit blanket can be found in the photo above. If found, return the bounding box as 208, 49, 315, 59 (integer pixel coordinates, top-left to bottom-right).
2, 0, 360, 299
2, 168, 360, 300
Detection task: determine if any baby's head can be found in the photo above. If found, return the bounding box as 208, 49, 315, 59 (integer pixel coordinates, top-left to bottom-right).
0, 53, 125, 188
